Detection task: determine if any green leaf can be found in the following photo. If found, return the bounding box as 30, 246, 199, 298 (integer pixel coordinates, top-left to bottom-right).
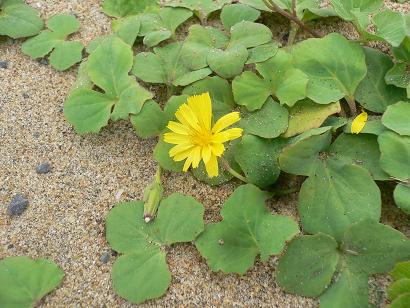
165, 0, 231, 19
393, 37, 410, 62
0, 0, 43, 38
183, 76, 235, 119
391, 261, 410, 281
133, 42, 208, 86
320, 268, 369, 308
64, 36, 152, 133
392, 294, 410, 308
49, 41, 84, 71
102, 0, 159, 17
342, 219, 410, 275
21, 14, 83, 71
282, 100, 341, 137
220, 4, 260, 29
329, 0, 382, 21
240, 97, 289, 138
373, 10, 407, 47
130, 100, 166, 138
154, 136, 184, 172
343, 116, 388, 136
230, 21, 272, 48
233, 49, 308, 110
329, 133, 389, 180
382, 101, 410, 136
292, 33, 367, 104
276, 234, 340, 297
0, 256, 64, 308
64, 89, 115, 134
112, 249, 170, 304
394, 184, 410, 215
71, 60, 92, 91
385, 63, 410, 89
196, 184, 299, 274
246, 42, 279, 64
234, 135, 287, 188
378, 131, 410, 181
106, 195, 204, 303
279, 127, 333, 176
112, 15, 141, 46
355, 47, 407, 113
388, 278, 410, 301
298, 159, 381, 242
207, 44, 249, 79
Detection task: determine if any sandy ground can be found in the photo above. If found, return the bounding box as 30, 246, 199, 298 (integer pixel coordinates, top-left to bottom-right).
0, 0, 409, 307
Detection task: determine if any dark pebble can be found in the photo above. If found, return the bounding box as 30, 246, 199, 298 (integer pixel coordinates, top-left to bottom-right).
22, 93, 29, 99
8, 194, 29, 216
7, 244, 14, 249
100, 252, 111, 263
111, 249, 118, 257
36, 162, 52, 174
38, 58, 48, 66
0, 61, 8, 69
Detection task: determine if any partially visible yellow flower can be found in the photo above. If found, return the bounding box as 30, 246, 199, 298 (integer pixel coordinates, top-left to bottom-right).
164, 92, 243, 177
351, 110, 368, 134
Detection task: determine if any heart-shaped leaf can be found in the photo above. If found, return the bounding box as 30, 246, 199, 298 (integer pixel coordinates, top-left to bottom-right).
0, 0, 43, 38
196, 184, 299, 274
234, 135, 288, 188
355, 47, 407, 113
230, 21, 272, 48
207, 44, 249, 79
292, 33, 367, 104
220, 4, 260, 29
106, 195, 204, 303
378, 131, 410, 181
329, 0, 382, 21
298, 159, 381, 242
246, 42, 279, 64
373, 10, 407, 47
21, 14, 83, 71
240, 97, 289, 138
382, 101, 410, 136
0, 256, 64, 307
276, 234, 340, 297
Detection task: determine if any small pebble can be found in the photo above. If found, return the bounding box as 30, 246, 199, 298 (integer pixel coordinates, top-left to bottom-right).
100, 252, 111, 263
36, 162, 52, 174
7, 194, 29, 216
0, 61, 9, 69
33, 132, 40, 138
111, 249, 118, 257
22, 93, 29, 99
38, 58, 49, 66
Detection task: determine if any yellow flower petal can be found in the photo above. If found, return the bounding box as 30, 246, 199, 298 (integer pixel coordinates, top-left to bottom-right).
202, 144, 212, 163
167, 121, 190, 135
213, 128, 243, 143
212, 112, 241, 133
175, 104, 201, 132
351, 111, 368, 134
173, 147, 195, 161
169, 143, 195, 157
191, 146, 201, 168
188, 92, 212, 131
205, 155, 219, 177
164, 132, 190, 144
210, 143, 224, 157
183, 155, 193, 172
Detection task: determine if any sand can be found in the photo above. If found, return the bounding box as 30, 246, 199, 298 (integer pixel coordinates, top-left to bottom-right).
0, 0, 409, 307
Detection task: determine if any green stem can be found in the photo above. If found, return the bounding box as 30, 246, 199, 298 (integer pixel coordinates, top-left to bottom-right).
221, 158, 249, 183
346, 96, 357, 116
287, 22, 299, 46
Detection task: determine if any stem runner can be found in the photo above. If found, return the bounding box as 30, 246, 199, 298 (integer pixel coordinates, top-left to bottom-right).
220, 157, 249, 183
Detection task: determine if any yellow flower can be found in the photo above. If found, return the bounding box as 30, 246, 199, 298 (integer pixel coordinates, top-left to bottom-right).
164, 92, 243, 177
351, 110, 368, 134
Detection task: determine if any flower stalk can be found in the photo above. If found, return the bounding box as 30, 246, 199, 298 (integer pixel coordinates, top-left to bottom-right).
143, 166, 163, 223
